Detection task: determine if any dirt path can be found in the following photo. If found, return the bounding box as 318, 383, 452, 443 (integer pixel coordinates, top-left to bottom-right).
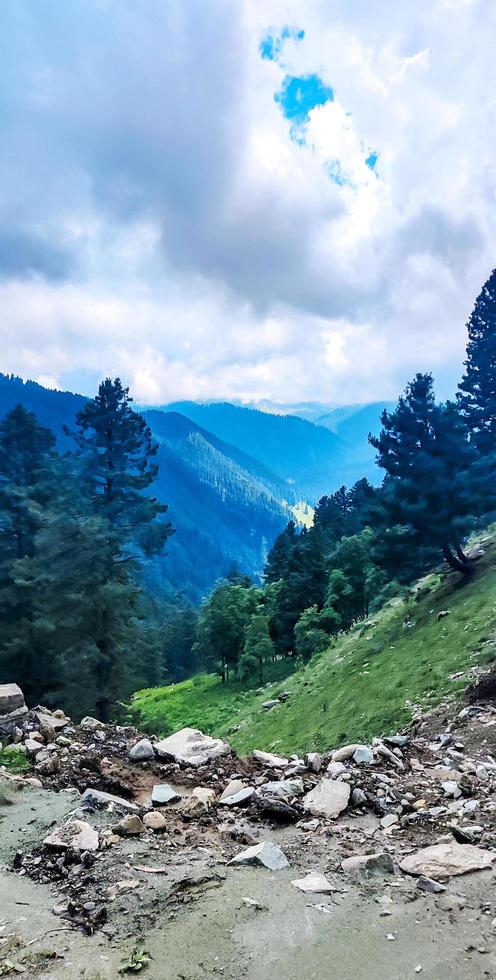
1, 781, 496, 979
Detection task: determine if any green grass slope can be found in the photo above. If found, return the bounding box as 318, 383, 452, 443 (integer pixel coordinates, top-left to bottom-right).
129, 533, 496, 756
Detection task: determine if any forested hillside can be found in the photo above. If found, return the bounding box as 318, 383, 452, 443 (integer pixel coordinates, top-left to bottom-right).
0, 375, 290, 597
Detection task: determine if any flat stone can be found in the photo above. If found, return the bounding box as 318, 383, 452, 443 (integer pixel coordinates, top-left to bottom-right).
155, 727, 230, 767
291, 873, 335, 894
151, 783, 182, 806
229, 841, 289, 871
35, 711, 68, 731
341, 852, 395, 877
303, 778, 350, 819
384, 735, 409, 748
0, 683, 25, 714
416, 876, 447, 894
353, 746, 375, 765
260, 778, 304, 798
400, 842, 496, 878
252, 750, 289, 768
79, 716, 102, 730
143, 811, 167, 832
219, 787, 256, 807
24, 738, 45, 757
129, 738, 155, 762
44, 819, 99, 853
220, 779, 246, 801
381, 813, 399, 829
80, 788, 138, 812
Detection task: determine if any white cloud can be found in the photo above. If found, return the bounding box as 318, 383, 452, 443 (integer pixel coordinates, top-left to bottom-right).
0, 0, 494, 406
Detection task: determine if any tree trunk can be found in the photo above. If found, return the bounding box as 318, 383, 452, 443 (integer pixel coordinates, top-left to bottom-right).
453, 537, 472, 565
442, 543, 473, 575
259, 657, 263, 686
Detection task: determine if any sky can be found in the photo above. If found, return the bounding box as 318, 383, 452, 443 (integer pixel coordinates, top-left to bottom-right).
0, 0, 495, 408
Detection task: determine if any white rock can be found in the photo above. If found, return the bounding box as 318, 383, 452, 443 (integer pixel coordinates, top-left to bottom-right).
129, 738, 155, 762
219, 787, 256, 807
341, 852, 394, 876
252, 750, 289, 768
331, 744, 362, 762
79, 716, 102, 730
442, 780, 462, 799
353, 746, 375, 765
305, 752, 323, 773
80, 788, 138, 812
260, 778, 304, 798
381, 813, 399, 829
44, 819, 99, 853
220, 779, 246, 801
400, 842, 496, 878
229, 841, 289, 871
151, 783, 182, 805
291, 873, 335, 894
327, 761, 347, 778
302, 778, 350, 818
155, 727, 230, 767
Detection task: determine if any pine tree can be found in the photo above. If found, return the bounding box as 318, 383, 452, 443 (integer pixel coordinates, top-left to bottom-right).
370, 374, 476, 575
458, 269, 496, 454
264, 520, 297, 583
66, 379, 174, 718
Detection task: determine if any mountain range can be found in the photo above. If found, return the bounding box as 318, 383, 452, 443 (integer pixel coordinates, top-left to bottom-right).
0, 375, 387, 598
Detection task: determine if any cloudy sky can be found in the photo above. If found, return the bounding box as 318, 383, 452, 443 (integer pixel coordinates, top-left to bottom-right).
0, 0, 495, 407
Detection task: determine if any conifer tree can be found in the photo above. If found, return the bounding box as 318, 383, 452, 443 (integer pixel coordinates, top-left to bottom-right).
241, 612, 274, 683
458, 269, 496, 454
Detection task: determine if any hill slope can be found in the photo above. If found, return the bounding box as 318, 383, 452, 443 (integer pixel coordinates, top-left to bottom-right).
164, 400, 359, 500
0, 375, 290, 597
130, 531, 496, 753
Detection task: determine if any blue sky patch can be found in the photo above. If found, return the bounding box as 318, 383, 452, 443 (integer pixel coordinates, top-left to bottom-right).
325, 160, 352, 187
260, 26, 305, 62
365, 151, 378, 171
275, 74, 333, 126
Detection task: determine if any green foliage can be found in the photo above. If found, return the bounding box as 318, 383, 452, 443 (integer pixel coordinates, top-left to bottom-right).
132, 532, 496, 755
194, 581, 260, 681
241, 612, 274, 682
0, 747, 30, 773
294, 605, 337, 662
119, 944, 151, 974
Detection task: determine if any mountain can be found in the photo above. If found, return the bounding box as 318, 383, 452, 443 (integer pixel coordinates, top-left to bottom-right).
316, 401, 395, 475
164, 400, 374, 500
0, 375, 290, 598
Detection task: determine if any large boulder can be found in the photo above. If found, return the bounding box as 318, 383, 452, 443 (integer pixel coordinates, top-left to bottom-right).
229, 841, 289, 871
400, 843, 496, 878
302, 778, 350, 818
129, 738, 155, 762
259, 778, 304, 798
44, 819, 99, 853
0, 683, 28, 737
154, 728, 230, 767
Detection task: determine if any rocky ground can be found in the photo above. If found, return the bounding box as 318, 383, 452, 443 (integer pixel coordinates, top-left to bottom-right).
2, 683, 496, 978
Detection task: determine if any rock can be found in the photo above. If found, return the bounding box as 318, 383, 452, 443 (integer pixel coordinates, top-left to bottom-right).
437, 609, 450, 620
327, 761, 347, 778
416, 876, 447, 894
143, 811, 167, 832
155, 727, 230, 767
381, 813, 399, 829
384, 735, 409, 748
35, 753, 60, 775
2, 742, 27, 756
252, 750, 289, 768
341, 852, 395, 877
476, 764, 489, 782
80, 716, 102, 730
302, 778, 350, 818
298, 818, 320, 831
80, 788, 138, 812
437, 893, 466, 912
129, 738, 155, 762
375, 742, 404, 770
260, 778, 304, 798
115, 814, 146, 836
353, 746, 375, 765
219, 786, 256, 807
151, 783, 182, 806
44, 819, 99, 853
400, 842, 496, 878
107, 879, 140, 901
291, 873, 335, 894
35, 711, 68, 731
191, 787, 216, 807
262, 700, 280, 710
0, 683, 25, 714
351, 788, 368, 807
256, 796, 299, 822
0, 683, 28, 736
220, 779, 246, 801
229, 841, 289, 871
305, 752, 323, 773
332, 744, 362, 762
442, 780, 462, 799
451, 825, 482, 845
24, 738, 45, 757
